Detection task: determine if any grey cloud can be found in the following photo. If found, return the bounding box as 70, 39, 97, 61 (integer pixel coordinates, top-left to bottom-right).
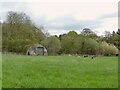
100, 12, 117, 19
0, 2, 30, 21
1, 2, 27, 11
34, 12, 117, 32
1, 2, 117, 34
34, 16, 102, 31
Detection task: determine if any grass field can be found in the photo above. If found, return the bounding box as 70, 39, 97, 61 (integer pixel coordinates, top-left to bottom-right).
2, 54, 118, 88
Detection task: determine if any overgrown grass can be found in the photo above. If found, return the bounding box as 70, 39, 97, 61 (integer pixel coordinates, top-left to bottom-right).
2, 54, 118, 88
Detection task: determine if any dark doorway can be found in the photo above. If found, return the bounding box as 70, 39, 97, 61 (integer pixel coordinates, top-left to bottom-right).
36, 47, 44, 55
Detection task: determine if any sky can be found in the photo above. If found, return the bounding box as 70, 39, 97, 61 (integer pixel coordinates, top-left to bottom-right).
0, 0, 118, 36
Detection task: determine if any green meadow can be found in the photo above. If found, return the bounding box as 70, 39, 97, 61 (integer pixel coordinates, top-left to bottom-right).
2, 55, 118, 88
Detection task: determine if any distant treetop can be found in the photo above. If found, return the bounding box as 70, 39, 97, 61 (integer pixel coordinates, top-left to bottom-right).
81, 28, 95, 35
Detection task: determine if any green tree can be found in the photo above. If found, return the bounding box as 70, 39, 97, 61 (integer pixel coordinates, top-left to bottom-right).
83, 38, 99, 55
41, 36, 61, 55
61, 31, 80, 54
81, 28, 96, 36
99, 41, 109, 55
112, 32, 120, 51
2, 11, 46, 54
109, 44, 118, 55
99, 41, 118, 56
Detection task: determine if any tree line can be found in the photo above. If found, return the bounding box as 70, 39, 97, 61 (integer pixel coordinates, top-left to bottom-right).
2, 11, 119, 56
